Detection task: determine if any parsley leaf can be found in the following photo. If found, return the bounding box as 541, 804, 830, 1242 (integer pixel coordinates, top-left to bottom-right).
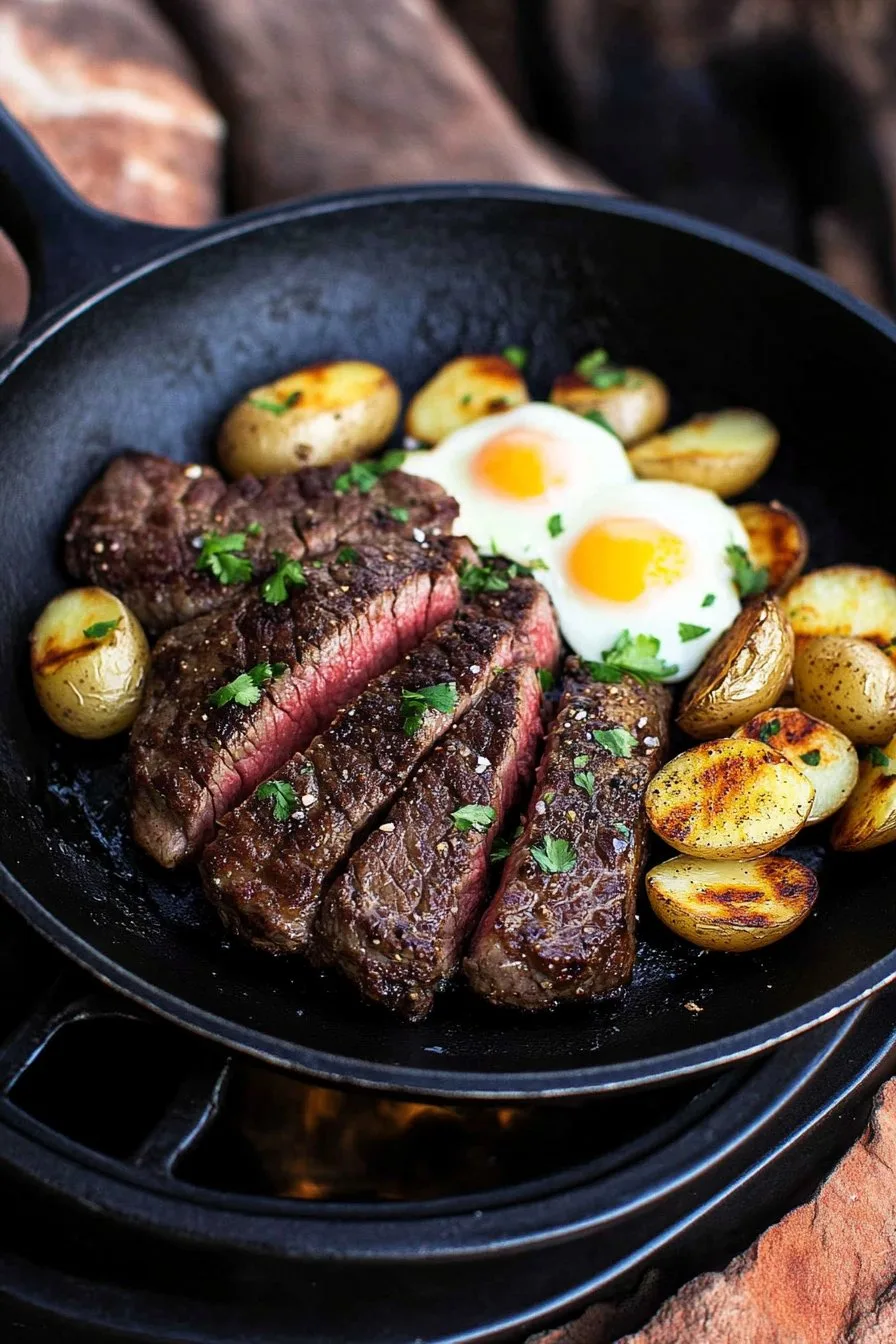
458, 559, 510, 594
584, 408, 619, 436
490, 836, 513, 862
247, 389, 302, 416
334, 450, 406, 495
388, 506, 410, 523
246, 521, 263, 536
336, 546, 359, 564
502, 345, 527, 369
573, 754, 589, 767
547, 513, 564, 538
460, 393, 473, 406
573, 770, 595, 797
869, 746, 892, 769
593, 726, 638, 758
209, 661, 285, 709
575, 348, 627, 389
800, 750, 821, 767
451, 804, 497, 833
83, 618, 120, 640
584, 630, 678, 684
530, 835, 577, 874
726, 544, 769, 598
679, 622, 710, 643
196, 531, 253, 586
538, 668, 555, 692
400, 682, 458, 736
613, 821, 632, 840
256, 779, 298, 821
261, 552, 307, 605
701, 593, 716, 608
758, 719, 781, 743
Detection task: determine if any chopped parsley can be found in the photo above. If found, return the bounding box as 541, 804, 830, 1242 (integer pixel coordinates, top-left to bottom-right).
530, 835, 577, 874
584, 630, 678, 684
800, 750, 821, 766
726, 544, 769, 598
246, 521, 263, 536
256, 779, 298, 821
490, 837, 513, 862
83, 618, 120, 640
575, 348, 627, 389
538, 668, 555, 692
573, 754, 589, 768
451, 804, 497, 834
336, 546, 359, 565
261, 552, 307, 605
679, 622, 710, 643
593, 726, 638, 758
209, 661, 287, 709
334, 449, 406, 495
868, 746, 892, 769
584, 408, 618, 436
196, 531, 253, 585
758, 718, 781, 743
458, 559, 510, 594
573, 770, 595, 797
400, 682, 458, 736
547, 513, 564, 538
460, 393, 473, 406
247, 389, 302, 416
388, 506, 410, 523
613, 821, 632, 840
701, 593, 716, 607
502, 345, 527, 370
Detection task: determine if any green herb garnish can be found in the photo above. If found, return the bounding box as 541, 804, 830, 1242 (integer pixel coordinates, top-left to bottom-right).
679, 622, 710, 643
547, 513, 564, 539
246, 521, 263, 536
573, 754, 589, 768
613, 821, 632, 840
261, 552, 307, 605
530, 835, 577, 874
584, 409, 618, 436
593, 726, 638, 759
82, 618, 120, 640
247, 389, 302, 416
400, 682, 458, 736
502, 345, 527, 370
209, 661, 287, 709
575, 348, 627, 389
800, 750, 821, 767
458, 559, 510, 594
538, 668, 555, 692
334, 449, 406, 495
256, 779, 298, 821
702, 593, 716, 607
726, 544, 769, 598
573, 770, 595, 797
336, 546, 359, 565
584, 630, 677, 685
451, 804, 497, 834
460, 393, 473, 406
388, 506, 410, 523
869, 747, 891, 769
758, 719, 781, 743
196, 531, 253, 586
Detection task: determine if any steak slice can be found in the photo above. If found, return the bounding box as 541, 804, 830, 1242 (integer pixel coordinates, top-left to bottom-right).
65, 452, 458, 633
319, 665, 543, 1018
201, 577, 559, 954
131, 539, 460, 868
465, 660, 671, 1010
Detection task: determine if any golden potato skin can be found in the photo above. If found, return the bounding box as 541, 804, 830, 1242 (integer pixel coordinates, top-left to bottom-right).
677, 596, 795, 739
218, 360, 401, 477
782, 565, 896, 655
645, 737, 815, 859
735, 500, 808, 594
31, 588, 149, 738
404, 355, 528, 444
647, 854, 818, 952
628, 409, 778, 498
548, 367, 668, 444
831, 733, 896, 851
732, 706, 859, 823
792, 635, 896, 747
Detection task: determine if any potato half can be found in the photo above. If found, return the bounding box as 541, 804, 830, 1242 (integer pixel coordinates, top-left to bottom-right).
404, 355, 528, 444
735, 500, 808, 594
677, 596, 794, 739
645, 737, 815, 859
732, 707, 858, 823
218, 361, 401, 477
31, 588, 149, 738
792, 635, 896, 747
831, 734, 896, 851
782, 565, 896, 655
647, 854, 818, 952
548, 367, 668, 445
628, 409, 779, 498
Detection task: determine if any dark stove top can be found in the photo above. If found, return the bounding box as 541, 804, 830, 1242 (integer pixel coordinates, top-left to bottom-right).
1, 898, 894, 1343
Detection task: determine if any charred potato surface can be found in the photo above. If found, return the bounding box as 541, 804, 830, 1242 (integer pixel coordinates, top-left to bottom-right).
405, 355, 528, 444
628, 409, 778, 498
783, 565, 896, 656
831, 734, 896, 851
732, 707, 858, 824
735, 500, 808, 593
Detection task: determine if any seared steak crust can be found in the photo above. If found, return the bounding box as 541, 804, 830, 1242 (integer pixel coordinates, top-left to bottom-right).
465, 661, 671, 1010
201, 578, 560, 954
131, 540, 459, 868
65, 453, 458, 632
319, 665, 543, 1018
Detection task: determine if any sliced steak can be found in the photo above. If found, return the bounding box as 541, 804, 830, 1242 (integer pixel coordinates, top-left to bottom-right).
131, 539, 460, 868
201, 577, 559, 954
465, 660, 671, 1010
320, 665, 543, 1018
65, 452, 458, 632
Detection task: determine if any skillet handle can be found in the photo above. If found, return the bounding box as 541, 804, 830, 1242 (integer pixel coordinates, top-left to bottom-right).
0, 100, 196, 332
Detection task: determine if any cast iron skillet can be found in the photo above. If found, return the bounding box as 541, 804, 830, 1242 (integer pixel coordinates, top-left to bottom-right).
2, 104, 896, 1100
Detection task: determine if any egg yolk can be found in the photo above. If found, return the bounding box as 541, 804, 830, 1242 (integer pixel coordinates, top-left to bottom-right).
472, 430, 564, 500
568, 517, 689, 602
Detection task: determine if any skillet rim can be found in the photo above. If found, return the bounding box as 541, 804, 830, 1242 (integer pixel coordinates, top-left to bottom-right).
3, 180, 896, 1098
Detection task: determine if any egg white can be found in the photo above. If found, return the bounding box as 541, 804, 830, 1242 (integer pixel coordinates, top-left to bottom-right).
542, 480, 749, 681
400, 402, 634, 565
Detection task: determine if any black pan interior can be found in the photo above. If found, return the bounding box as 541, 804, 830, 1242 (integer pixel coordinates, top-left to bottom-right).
2, 191, 896, 1096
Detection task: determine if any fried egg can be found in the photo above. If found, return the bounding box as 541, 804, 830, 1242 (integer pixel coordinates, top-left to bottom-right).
543, 480, 749, 680
401, 402, 633, 565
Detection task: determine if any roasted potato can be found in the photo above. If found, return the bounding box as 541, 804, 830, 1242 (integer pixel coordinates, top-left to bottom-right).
646, 854, 818, 952
677, 596, 794, 739
548, 367, 668, 445
732, 707, 859, 823
404, 355, 528, 445
645, 737, 814, 859
734, 500, 808, 594
792, 635, 896, 746
782, 565, 896, 655
831, 734, 896, 851
628, 409, 778, 498
30, 588, 149, 738
218, 361, 401, 477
